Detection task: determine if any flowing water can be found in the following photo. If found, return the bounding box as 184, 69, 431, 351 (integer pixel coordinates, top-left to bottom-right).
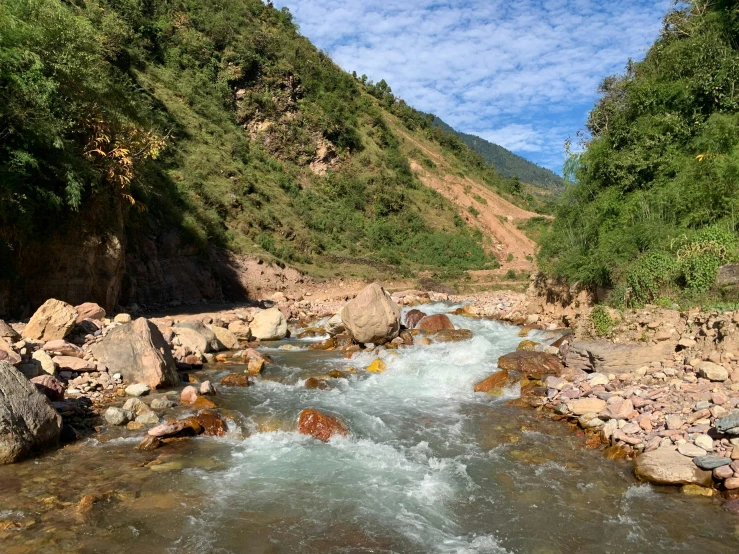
2, 303, 739, 553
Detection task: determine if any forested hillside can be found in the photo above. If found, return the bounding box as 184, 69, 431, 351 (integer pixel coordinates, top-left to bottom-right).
540, 0, 739, 307
432, 117, 565, 190
0, 0, 522, 299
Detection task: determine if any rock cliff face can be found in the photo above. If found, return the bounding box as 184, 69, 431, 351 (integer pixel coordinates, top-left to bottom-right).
0, 218, 308, 318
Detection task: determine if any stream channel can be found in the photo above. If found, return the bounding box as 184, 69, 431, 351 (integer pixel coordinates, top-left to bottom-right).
1, 303, 739, 553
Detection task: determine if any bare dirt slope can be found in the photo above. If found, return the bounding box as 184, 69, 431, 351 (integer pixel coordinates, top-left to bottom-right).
399, 131, 542, 274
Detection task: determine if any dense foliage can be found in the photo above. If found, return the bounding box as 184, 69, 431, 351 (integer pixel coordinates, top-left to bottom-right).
432, 118, 565, 190
540, 0, 739, 306
0, 0, 503, 277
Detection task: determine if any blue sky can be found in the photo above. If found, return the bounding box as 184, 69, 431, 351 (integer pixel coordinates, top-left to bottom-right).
272, 0, 671, 174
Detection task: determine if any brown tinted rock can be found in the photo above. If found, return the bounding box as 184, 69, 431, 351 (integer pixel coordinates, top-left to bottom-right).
210, 325, 240, 350
227, 320, 252, 341
74, 302, 106, 323
404, 309, 427, 329
298, 409, 349, 442
136, 435, 162, 451
43, 340, 83, 357
0, 361, 62, 464
30, 375, 65, 402
429, 329, 473, 343
247, 358, 264, 376
305, 377, 329, 390
244, 348, 274, 365
474, 370, 510, 393
180, 386, 199, 405
0, 338, 20, 365
417, 314, 455, 332
634, 449, 713, 486
342, 283, 400, 345
0, 320, 19, 341
23, 299, 77, 341
196, 410, 227, 437
220, 373, 249, 387
200, 380, 216, 395
52, 356, 94, 372
309, 337, 336, 351
516, 340, 538, 352
148, 418, 202, 438
497, 351, 564, 378
191, 396, 216, 409
91, 318, 179, 389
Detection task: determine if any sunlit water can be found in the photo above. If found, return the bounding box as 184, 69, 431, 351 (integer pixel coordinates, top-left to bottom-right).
1, 303, 739, 553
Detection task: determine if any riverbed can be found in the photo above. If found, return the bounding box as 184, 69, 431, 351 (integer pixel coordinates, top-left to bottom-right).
1, 303, 738, 553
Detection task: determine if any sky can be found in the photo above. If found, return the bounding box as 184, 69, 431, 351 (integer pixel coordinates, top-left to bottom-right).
271, 0, 671, 174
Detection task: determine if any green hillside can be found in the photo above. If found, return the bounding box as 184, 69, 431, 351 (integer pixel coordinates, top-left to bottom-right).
432, 117, 565, 190
540, 0, 739, 307
0, 0, 513, 282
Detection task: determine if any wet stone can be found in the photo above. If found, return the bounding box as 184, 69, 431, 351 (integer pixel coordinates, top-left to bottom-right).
693, 455, 732, 470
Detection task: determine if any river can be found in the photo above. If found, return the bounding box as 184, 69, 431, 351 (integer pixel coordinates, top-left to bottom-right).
1, 303, 738, 553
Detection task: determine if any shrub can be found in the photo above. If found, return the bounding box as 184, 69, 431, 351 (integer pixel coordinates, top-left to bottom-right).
590, 306, 615, 337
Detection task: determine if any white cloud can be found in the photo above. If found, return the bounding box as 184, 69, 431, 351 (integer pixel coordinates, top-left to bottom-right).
273, 0, 671, 172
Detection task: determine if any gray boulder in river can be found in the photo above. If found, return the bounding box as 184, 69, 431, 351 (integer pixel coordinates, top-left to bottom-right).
342, 283, 400, 345
0, 361, 62, 464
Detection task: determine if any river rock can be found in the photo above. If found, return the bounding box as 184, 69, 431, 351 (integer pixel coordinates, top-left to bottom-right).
714, 465, 734, 480
404, 309, 427, 329
136, 436, 162, 451
181, 386, 199, 405
227, 320, 251, 341
634, 449, 713, 486
716, 412, 739, 435
693, 455, 731, 470
516, 340, 538, 352
0, 338, 20, 365
91, 318, 179, 389
677, 443, 707, 458
196, 410, 228, 436
697, 361, 729, 382
150, 398, 176, 410
30, 374, 65, 402
342, 283, 400, 345
474, 370, 510, 393
135, 411, 160, 425
694, 434, 714, 452
74, 302, 106, 323
210, 325, 239, 350
250, 308, 288, 341
114, 313, 132, 324
497, 351, 564, 379
569, 398, 607, 415
326, 310, 346, 336
104, 407, 133, 426
122, 397, 149, 416
0, 320, 19, 341
298, 409, 349, 442
173, 328, 208, 355
366, 359, 387, 373
43, 340, 83, 357
0, 362, 62, 464
200, 380, 216, 395
417, 314, 454, 332
125, 383, 151, 397
148, 418, 202, 438
22, 299, 77, 342
31, 350, 57, 375
220, 373, 249, 387
53, 356, 94, 372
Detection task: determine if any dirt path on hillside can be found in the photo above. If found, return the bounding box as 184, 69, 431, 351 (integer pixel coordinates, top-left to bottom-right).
399, 131, 540, 273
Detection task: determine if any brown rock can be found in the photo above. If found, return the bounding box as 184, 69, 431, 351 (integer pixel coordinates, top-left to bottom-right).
497, 351, 564, 379
305, 377, 329, 390
148, 418, 203, 438
404, 309, 427, 329
0, 320, 19, 341
52, 356, 95, 372
429, 329, 473, 343
30, 375, 64, 402
74, 302, 106, 323
43, 340, 83, 357
191, 396, 216, 409
0, 338, 20, 365
90, 318, 179, 389
309, 337, 336, 351
417, 314, 455, 332
634, 449, 713, 486
180, 386, 199, 405
220, 373, 249, 387
474, 370, 511, 393
298, 409, 349, 442
136, 435, 162, 451
196, 410, 227, 437
244, 348, 274, 365
200, 380, 216, 395
22, 299, 77, 341
247, 358, 264, 376
516, 340, 538, 352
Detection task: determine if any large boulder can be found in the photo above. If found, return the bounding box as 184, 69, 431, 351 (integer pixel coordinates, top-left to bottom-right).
250, 308, 288, 341
0, 361, 62, 464
174, 320, 219, 352
417, 314, 455, 332
90, 318, 178, 389
634, 449, 713, 486
341, 283, 400, 345
497, 351, 564, 379
325, 310, 345, 336
22, 299, 77, 342
209, 325, 240, 350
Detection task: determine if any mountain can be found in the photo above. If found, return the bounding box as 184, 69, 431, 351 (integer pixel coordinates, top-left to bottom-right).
432, 118, 565, 190
0, 0, 539, 315
539, 1, 739, 307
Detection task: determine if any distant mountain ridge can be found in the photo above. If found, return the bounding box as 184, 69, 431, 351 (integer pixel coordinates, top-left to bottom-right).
432, 117, 565, 190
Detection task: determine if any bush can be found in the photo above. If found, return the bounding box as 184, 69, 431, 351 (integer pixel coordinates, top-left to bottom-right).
590, 306, 615, 337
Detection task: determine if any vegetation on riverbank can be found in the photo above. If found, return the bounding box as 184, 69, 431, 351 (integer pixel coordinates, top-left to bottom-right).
0, 0, 520, 280
540, 0, 739, 307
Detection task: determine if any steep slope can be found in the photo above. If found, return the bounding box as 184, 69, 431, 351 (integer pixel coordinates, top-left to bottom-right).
432, 117, 565, 190
540, 1, 739, 307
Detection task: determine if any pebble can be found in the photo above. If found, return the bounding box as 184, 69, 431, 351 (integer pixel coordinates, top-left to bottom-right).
694, 434, 714, 452
677, 443, 707, 458
693, 455, 732, 470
